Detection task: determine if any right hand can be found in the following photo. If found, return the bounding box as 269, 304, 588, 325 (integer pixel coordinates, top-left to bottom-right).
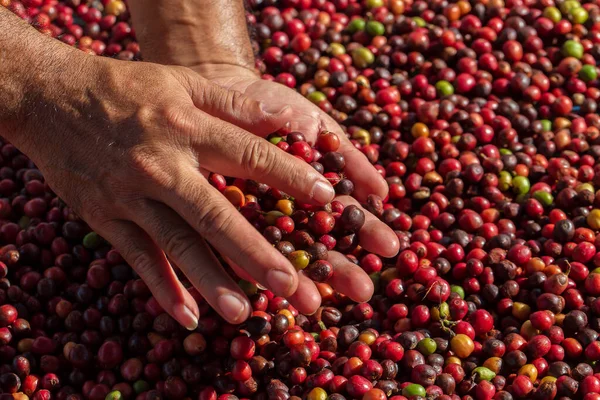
13, 53, 396, 327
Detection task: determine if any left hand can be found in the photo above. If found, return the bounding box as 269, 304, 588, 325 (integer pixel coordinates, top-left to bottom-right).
194, 64, 400, 314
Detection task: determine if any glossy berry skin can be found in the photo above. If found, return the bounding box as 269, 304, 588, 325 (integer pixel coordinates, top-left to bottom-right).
470, 309, 494, 336
306, 260, 333, 282
396, 250, 419, 276
9, 1, 600, 400
317, 132, 341, 153
231, 360, 252, 381
511, 375, 533, 397
530, 311, 555, 331
0, 305, 18, 327
346, 375, 373, 398
309, 211, 336, 235
475, 380, 496, 400
230, 336, 255, 360
450, 334, 475, 358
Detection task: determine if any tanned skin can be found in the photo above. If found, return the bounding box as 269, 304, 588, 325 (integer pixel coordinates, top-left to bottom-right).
0, 2, 399, 329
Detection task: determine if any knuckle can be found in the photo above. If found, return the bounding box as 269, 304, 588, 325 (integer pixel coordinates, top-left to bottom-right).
126, 147, 156, 177
161, 105, 195, 135
85, 202, 109, 223
133, 105, 158, 132
136, 104, 155, 122
281, 163, 303, 189
131, 251, 154, 276
231, 240, 263, 268
194, 269, 213, 292
207, 85, 229, 112
241, 138, 275, 175
163, 229, 199, 265
116, 195, 149, 215
171, 181, 236, 243
195, 205, 235, 243
78, 197, 115, 227
131, 251, 163, 288
184, 262, 214, 292
125, 146, 174, 189
229, 91, 255, 115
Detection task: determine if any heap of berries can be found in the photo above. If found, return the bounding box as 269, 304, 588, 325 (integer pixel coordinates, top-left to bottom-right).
209, 130, 367, 285
6, 0, 600, 399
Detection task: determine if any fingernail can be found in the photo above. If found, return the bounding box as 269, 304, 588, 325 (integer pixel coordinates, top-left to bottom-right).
260, 102, 291, 116
173, 304, 198, 331
267, 269, 295, 296
217, 294, 246, 323
312, 180, 335, 204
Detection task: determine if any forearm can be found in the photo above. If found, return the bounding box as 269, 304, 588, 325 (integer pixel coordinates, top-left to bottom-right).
128, 0, 255, 73
0, 6, 44, 133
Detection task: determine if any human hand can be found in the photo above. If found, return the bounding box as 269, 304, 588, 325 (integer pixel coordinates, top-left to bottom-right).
13, 54, 346, 327
123, 0, 399, 316
194, 64, 400, 314
195, 64, 390, 202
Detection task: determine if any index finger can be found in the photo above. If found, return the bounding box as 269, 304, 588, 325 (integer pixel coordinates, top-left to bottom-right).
192, 111, 336, 206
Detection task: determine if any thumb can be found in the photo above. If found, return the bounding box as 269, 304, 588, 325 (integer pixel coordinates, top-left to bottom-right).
188, 76, 292, 136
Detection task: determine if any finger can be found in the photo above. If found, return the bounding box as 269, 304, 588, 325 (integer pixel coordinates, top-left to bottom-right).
338, 137, 389, 201
231, 245, 372, 308
188, 76, 292, 137
189, 109, 335, 205
229, 257, 320, 315
268, 92, 388, 200
287, 272, 321, 315
328, 251, 375, 303
336, 196, 400, 258
129, 200, 252, 324
229, 246, 368, 311
320, 117, 389, 201
156, 166, 299, 298
226, 256, 256, 284
94, 219, 200, 330
277, 109, 321, 145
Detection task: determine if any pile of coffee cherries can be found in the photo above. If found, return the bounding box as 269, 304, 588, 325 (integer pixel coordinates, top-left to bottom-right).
4, 0, 137, 59
209, 129, 367, 284
4, 0, 600, 399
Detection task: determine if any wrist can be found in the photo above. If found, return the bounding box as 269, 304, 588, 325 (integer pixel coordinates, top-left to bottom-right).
128, 0, 256, 70
192, 63, 259, 81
